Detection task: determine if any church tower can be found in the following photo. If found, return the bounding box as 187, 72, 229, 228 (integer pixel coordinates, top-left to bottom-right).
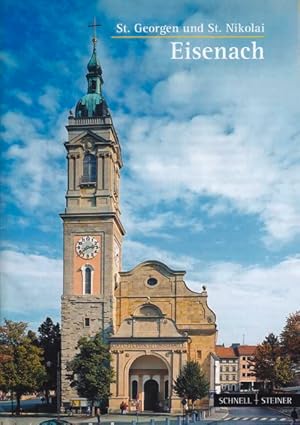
60, 35, 125, 403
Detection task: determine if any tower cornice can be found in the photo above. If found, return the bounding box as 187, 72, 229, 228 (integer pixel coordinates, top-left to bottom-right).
67, 116, 120, 143
60, 211, 126, 236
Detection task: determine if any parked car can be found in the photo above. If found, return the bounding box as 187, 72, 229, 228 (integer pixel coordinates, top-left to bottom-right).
39, 420, 72, 425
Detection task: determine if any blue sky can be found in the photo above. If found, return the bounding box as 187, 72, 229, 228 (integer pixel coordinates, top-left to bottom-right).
1, 0, 300, 345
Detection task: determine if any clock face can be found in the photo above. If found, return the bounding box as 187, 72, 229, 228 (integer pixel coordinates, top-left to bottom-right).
75, 236, 100, 259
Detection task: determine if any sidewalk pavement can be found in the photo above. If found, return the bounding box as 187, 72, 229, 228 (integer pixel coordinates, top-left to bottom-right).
268, 406, 297, 418
69, 408, 229, 424
205, 408, 229, 421
0, 408, 229, 425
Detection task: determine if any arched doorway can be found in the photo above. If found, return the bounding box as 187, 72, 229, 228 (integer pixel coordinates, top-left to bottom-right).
129, 355, 169, 411
144, 379, 159, 411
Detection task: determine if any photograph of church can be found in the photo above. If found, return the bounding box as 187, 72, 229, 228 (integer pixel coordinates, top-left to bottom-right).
60, 38, 217, 413
1, 0, 299, 421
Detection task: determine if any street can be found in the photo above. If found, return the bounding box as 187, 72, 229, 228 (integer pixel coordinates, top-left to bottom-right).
0, 405, 294, 425
223, 406, 291, 423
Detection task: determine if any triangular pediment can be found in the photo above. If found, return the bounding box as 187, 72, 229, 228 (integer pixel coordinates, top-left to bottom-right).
66, 130, 111, 147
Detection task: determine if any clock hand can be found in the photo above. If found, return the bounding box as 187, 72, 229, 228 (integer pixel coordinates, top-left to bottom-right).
82, 244, 94, 252
82, 244, 98, 252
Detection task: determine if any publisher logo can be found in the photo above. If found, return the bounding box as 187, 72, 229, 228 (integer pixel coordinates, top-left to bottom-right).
214, 393, 300, 407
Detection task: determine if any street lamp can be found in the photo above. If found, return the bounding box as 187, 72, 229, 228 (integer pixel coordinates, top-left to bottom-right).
45, 360, 52, 404
44, 350, 61, 416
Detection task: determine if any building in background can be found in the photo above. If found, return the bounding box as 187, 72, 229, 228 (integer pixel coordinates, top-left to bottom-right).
234, 345, 258, 391
210, 353, 221, 394
214, 344, 262, 392
215, 346, 239, 392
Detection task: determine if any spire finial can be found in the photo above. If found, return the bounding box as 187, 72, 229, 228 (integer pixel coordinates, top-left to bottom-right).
75, 18, 110, 118
88, 17, 101, 50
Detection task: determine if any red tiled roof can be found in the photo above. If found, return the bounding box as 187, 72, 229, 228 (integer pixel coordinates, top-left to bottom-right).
237, 345, 257, 356
215, 346, 237, 358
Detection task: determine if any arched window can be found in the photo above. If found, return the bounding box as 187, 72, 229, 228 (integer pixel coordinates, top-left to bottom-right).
83, 153, 96, 183
81, 264, 94, 295
135, 304, 163, 317
132, 380, 138, 399
85, 267, 92, 294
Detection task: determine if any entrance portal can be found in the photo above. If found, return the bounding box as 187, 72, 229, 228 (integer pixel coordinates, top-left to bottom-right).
129, 355, 169, 411
144, 379, 159, 411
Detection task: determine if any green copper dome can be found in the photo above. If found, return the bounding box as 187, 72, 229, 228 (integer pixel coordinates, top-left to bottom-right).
76, 93, 108, 118
87, 46, 101, 73
75, 41, 109, 118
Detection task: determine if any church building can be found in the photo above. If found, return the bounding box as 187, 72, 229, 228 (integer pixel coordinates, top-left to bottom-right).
60, 35, 217, 413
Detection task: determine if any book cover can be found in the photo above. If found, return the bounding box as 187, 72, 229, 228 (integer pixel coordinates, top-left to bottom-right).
1, 0, 299, 375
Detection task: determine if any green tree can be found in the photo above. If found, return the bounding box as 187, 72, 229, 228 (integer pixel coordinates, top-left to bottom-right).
174, 361, 209, 408
0, 320, 46, 414
274, 357, 294, 387
67, 333, 114, 410
254, 333, 294, 391
38, 317, 61, 404
280, 311, 300, 363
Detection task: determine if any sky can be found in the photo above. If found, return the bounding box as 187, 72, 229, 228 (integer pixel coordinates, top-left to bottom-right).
0, 0, 300, 345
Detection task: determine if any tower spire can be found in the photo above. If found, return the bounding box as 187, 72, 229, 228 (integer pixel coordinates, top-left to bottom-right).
75, 18, 109, 118
87, 17, 102, 76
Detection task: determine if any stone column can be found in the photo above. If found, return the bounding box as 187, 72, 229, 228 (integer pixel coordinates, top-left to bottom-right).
182, 350, 188, 368
74, 153, 81, 189
97, 153, 104, 190
117, 351, 125, 397
110, 351, 118, 398
67, 154, 73, 191
160, 374, 164, 402
67, 154, 77, 191
104, 153, 113, 191
170, 350, 183, 413
116, 351, 120, 396
138, 374, 143, 409
172, 351, 181, 386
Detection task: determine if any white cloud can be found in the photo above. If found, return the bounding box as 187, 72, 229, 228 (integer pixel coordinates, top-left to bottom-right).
123, 239, 196, 271
99, 2, 299, 248
1, 242, 298, 346
14, 91, 33, 106
0, 250, 62, 318
1, 111, 66, 212
0, 51, 18, 68
193, 255, 300, 344
117, 58, 300, 245
122, 204, 203, 238
122, 240, 300, 345
99, 0, 196, 21
1, 111, 41, 142
38, 86, 61, 113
